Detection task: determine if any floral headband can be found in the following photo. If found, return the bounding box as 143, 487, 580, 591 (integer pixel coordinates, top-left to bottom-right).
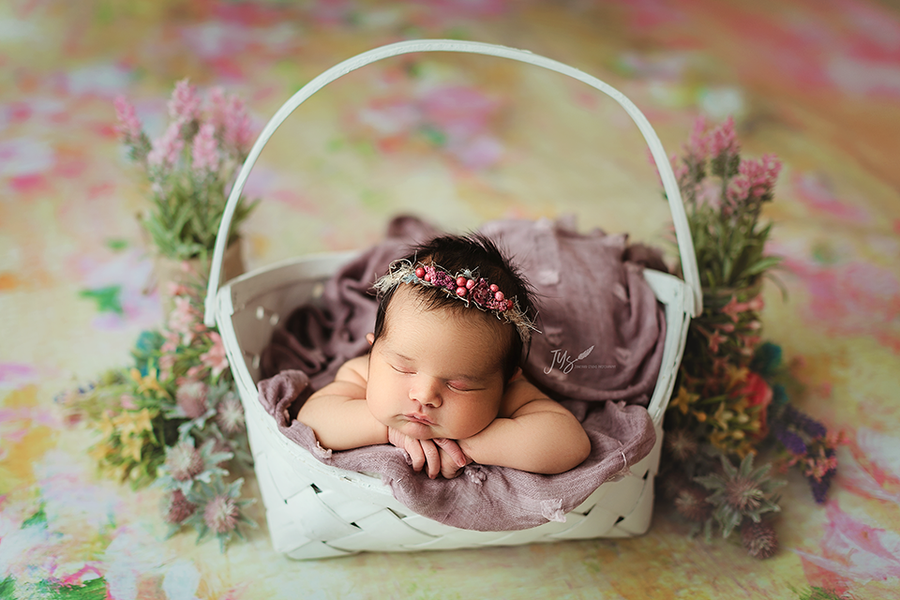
372, 259, 537, 344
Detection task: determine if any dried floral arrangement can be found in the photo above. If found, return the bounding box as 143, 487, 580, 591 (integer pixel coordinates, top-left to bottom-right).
59, 272, 256, 552
660, 117, 843, 559
114, 79, 258, 261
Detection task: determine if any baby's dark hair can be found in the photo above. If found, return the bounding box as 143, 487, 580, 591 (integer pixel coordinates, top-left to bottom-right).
372, 233, 536, 383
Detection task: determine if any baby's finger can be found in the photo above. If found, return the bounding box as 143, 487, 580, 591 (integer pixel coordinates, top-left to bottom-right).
420, 440, 441, 479
407, 441, 426, 472
438, 449, 463, 479
433, 438, 467, 468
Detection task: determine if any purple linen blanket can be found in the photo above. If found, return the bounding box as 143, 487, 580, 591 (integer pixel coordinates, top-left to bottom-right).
257, 216, 666, 531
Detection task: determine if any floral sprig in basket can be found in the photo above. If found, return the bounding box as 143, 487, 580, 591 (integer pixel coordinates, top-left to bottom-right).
59, 268, 255, 551
659, 117, 842, 559
666, 116, 784, 458
114, 79, 259, 261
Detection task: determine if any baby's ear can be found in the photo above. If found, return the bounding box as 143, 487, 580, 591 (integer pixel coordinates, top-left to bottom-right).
366, 332, 374, 345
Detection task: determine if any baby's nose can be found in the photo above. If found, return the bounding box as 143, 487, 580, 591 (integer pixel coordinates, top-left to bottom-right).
410, 377, 442, 408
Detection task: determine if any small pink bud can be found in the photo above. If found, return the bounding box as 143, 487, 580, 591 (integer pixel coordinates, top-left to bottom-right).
456, 276, 467, 287
494, 291, 505, 301
489, 284, 499, 293
465, 279, 475, 289
424, 273, 432, 282
415, 267, 425, 278
456, 287, 467, 296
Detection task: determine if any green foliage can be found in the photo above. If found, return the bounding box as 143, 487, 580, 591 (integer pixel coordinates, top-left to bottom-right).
114, 79, 259, 261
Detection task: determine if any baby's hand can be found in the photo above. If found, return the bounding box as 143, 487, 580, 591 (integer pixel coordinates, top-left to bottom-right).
433, 438, 469, 479
388, 429, 468, 479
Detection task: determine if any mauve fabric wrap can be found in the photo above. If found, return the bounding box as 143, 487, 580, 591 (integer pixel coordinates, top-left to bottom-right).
256, 216, 666, 531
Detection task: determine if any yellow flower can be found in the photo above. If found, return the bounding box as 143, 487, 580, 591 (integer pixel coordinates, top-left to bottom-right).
130, 368, 169, 399
99, 411, 116, 439
724, 365, 750, 392
113, 408, 155, 440
104, 463, 129, 482
712, 402, 735, 431
132, 408, 155, 435
121, 434, 144, 462
88, 441, 114, 461
709, 430, 730, 451
113, 412, 138, 439
671, 386, 700, 415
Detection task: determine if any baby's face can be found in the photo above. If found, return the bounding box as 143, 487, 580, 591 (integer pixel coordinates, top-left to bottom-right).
366, 286, 508, 441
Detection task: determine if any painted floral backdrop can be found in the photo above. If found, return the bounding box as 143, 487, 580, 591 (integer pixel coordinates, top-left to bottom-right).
2, 0, 899, 598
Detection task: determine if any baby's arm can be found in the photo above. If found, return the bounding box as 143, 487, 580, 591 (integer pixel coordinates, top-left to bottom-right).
296, 356, 388, 451
457, 381, 591, 475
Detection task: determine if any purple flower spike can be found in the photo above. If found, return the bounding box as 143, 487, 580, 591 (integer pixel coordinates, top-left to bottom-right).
784, 405, 827, 438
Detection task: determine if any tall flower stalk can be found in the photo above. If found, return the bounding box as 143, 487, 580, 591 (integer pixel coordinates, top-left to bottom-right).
666, 117, 783, 457
114, 79, 259, 261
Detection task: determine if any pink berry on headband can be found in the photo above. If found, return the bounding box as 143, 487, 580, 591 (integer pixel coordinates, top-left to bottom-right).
456, 276, 467, 287
456, 286, 467, 296
466, 279, 475, 289
506, 299, 514, 310
489, 284, 499, 293
415, 267, 425, 278
494, 291, 505, 302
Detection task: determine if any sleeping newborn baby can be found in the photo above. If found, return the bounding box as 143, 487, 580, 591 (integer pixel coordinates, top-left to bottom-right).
295, 233, 591, 479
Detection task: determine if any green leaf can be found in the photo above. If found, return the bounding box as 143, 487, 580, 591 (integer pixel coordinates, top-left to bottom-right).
743, 255, 783, 278
21, 505, 47, 529
79, 286, 124, 315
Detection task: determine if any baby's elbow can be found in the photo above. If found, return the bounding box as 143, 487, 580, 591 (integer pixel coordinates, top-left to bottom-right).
539, 429, 591, 475
565, 430, 592, 472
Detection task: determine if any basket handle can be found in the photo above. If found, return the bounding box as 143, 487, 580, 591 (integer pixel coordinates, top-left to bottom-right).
204, 39, 702, 326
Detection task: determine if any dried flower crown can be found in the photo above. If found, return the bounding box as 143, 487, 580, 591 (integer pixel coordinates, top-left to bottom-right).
373, 259, 537, 343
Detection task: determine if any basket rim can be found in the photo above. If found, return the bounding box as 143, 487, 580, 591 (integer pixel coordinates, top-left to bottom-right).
204, 39, 702, 327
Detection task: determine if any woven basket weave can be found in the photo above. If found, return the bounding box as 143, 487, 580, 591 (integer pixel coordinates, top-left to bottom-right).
203, 40, 702, 559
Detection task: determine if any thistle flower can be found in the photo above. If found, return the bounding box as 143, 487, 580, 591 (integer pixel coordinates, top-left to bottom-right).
175, 380, 209, 420
165, 440, 204, 481
695, 453, 785, 538
158, 438, 232, 496
216, 394, 245, 435
665, 428, 699, 464
187, 477, 257, 553
741, 519, 779, 559
165, 489, 197, 524
204, 495, 238, 534
674, 484, 713, 523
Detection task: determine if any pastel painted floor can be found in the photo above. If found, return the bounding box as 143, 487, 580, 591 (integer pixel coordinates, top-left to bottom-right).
2, 1, 900, 599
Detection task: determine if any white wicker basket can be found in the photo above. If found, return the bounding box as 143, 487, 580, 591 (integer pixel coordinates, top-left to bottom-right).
203, 40, 702, 559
